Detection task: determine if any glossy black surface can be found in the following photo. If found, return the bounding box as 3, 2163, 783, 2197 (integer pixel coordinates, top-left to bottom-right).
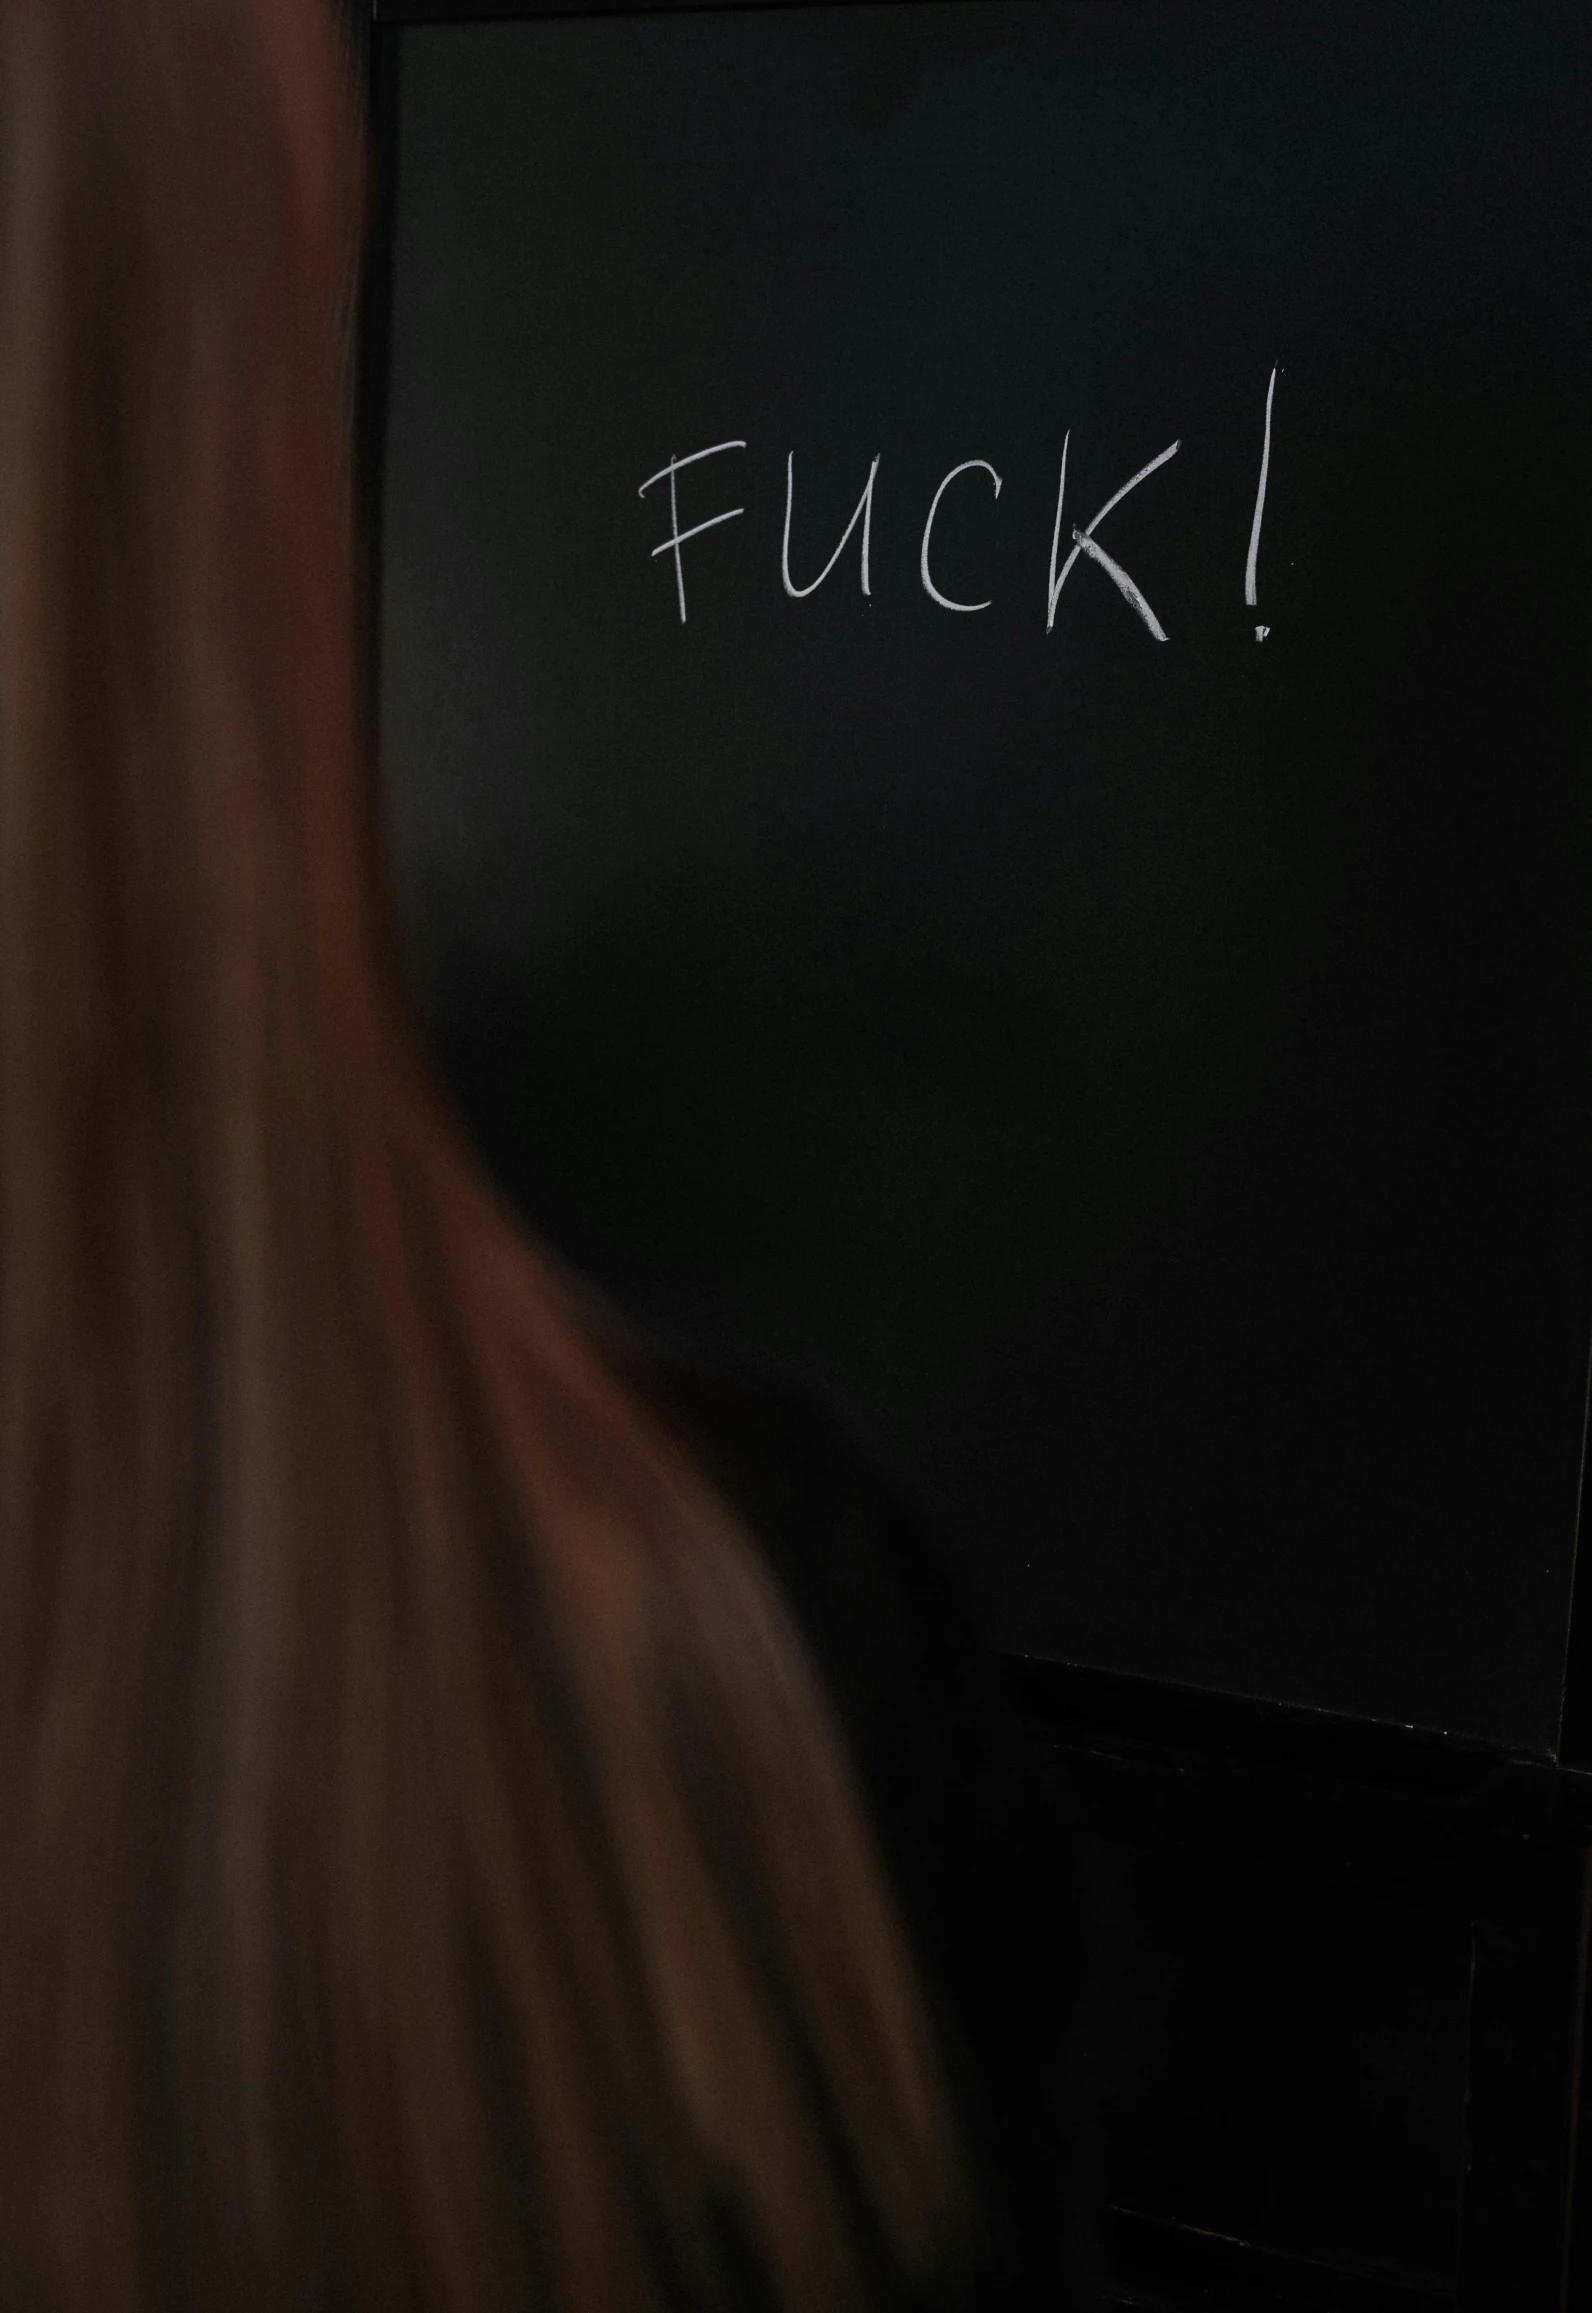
374, 1, 1592, 1739
357, 14, 1592, 2302
1011, 1661, 1592, 2310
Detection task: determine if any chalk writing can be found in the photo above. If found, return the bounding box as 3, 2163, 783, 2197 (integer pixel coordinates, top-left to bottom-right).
920, 459, 1003, 613
1246, 366, 1279, 641
782, 453, 881, 598
638, 439, 746, 623
1048, 436, 1180, 640
637, 379, 1281, 633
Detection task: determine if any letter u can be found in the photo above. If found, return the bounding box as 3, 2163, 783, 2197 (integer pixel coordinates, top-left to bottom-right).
782, 454, 880, 598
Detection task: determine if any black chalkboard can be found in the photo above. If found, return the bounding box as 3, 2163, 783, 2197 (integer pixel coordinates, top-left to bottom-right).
375, 0, 1592, 1751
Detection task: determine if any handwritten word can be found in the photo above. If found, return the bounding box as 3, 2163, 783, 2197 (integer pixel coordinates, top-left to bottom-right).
638, 376, 1280, 633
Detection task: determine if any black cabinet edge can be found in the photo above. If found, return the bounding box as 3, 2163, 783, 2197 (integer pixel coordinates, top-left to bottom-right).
1108, 2208, 1454, 2313
1004, 1653, 1592, 1815
372, 0, 916, 20
1557, 1327, 1592, 1771
371, 1, 898, 22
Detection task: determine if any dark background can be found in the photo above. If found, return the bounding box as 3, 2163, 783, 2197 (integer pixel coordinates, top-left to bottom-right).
378, 0, 1592, 1751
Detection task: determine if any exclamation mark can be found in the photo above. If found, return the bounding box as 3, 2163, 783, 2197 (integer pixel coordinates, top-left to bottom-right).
1245, 366, 1278, 641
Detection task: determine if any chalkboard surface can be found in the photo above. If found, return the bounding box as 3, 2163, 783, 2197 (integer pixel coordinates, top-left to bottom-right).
377, 0, 1592, 1750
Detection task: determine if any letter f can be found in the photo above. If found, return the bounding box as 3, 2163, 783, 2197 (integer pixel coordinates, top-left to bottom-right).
639, 440, 747, 624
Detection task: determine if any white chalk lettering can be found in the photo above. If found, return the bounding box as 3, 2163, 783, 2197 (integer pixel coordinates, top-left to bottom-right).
1246, 366, 1278, 640
1047, 437, 1180, 639
638, 440, 747, 624
633, 382, 1292, 637
920, 459, 1003, 613
782, 454, 881, 598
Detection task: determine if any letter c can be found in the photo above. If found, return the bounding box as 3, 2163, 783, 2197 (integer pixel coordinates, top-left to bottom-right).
920, 459, 1002, 613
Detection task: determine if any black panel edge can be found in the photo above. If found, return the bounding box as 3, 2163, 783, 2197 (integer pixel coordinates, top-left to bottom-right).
1557, 1330, 1592, 1769
351, 13, 400, 828
1005, 1653, 1561, 1800
1109, 2208, 1453, 2313
355, 7, 451, 1084
1565, 1849, 1592, 2313
353, 13, 398, 691
373, 0, 902, 22
364, 0, 1592, 1781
